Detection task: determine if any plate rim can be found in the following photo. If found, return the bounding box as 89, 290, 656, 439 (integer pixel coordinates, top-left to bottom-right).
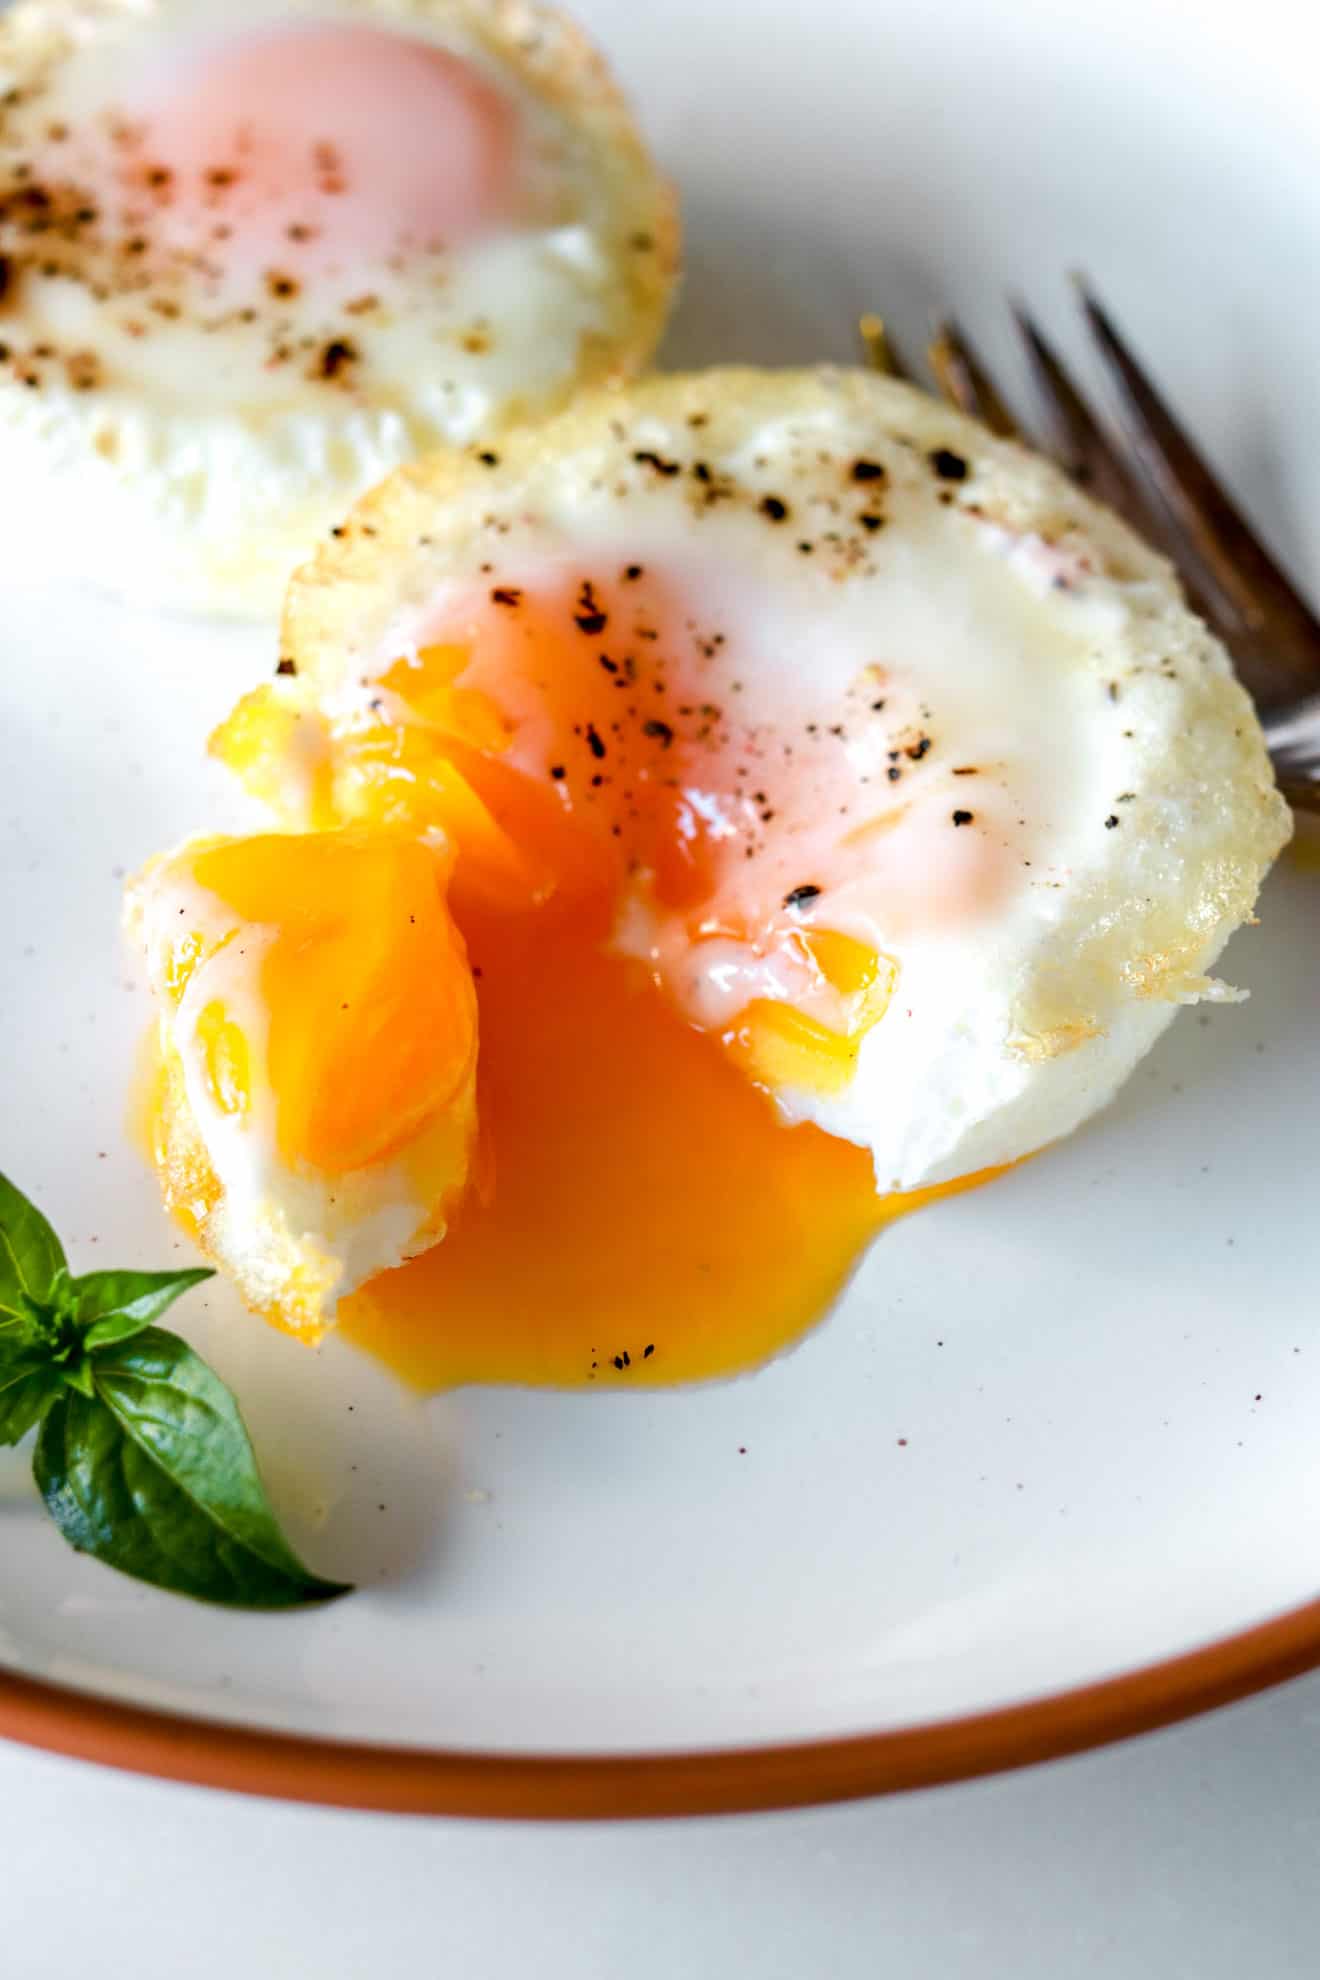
4, 1591, 1320, 1816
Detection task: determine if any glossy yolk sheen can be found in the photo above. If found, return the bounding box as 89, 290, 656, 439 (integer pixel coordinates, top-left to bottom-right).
218, 583, 1000, 1387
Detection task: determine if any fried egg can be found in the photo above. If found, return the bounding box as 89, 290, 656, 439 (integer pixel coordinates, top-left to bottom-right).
0, 0, 677, 615
164, 366, 1288, 1373
126, 828, 479, 1338
222, 367, 1288, 1163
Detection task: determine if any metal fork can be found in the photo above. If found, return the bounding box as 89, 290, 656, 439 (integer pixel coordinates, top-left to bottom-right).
859, 290, 1320, 813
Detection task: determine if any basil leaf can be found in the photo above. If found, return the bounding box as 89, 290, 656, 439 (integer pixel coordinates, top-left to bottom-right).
0, 1318, 33, 1361
0, 1360, 58, 1446
34, 1330, 350, 1608
0, 1173, 66, 1322
66, 1268, 215, 1350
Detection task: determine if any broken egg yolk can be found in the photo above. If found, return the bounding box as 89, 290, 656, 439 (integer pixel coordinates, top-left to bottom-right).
187, 832, 476, 1175
138, 829, 479, 1338
208, 578, 1003, 1385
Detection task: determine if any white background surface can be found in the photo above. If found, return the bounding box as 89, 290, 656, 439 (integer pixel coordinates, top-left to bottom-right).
4, 1677, 1320, 1977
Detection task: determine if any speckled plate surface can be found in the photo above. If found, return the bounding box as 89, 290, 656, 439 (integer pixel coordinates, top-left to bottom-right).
1, 0, 1319, 1816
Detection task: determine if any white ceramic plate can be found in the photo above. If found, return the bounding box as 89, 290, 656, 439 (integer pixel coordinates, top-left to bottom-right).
2, 0, 1319, 1816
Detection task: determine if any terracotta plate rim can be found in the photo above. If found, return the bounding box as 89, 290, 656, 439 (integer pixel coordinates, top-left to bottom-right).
2, 1591, 1319, 1818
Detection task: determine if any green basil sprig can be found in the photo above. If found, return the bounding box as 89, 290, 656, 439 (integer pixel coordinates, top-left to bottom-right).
0, 1172, 350, 1609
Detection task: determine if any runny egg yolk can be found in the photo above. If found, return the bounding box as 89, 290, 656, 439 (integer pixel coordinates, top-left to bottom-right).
213, 576, 1008, 1385
338, 901, 994, 1389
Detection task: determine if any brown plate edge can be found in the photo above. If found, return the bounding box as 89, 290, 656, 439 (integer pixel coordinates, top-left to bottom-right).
1, 1591, 1319, 1818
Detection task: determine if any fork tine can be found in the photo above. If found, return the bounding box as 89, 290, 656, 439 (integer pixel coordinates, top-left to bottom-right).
1010, 302, 1224, 629
926, 318, 1018, 438
1262, 692, 1320, 812
1011, 304, 1155, 533
858, 313, 913, 381
1078, 279, 1320, 708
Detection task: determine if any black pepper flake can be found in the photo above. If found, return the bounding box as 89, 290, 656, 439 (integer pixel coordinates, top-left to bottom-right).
275, 657, 297, 677
1105, 814, 1120, 829
904, 736, 932, 761
760, 495, 789, 521
633, 448, 680, 477
643, 1344, 655, 1359
930, 448, 969, 481
585, 725, 606, 760
858, 513, 884, 531
783, 883, 822, 911
477, 449, 499, 466
317, 336, 357, 379
490, 586, 522, 606
623, 563, 643, 581
952, 765, 978, 776
643, 718, 674, 748
550, 764, 566, 780
887, 765, 902, 782
574, 580, 607, 634
851, 459, 886, 482
952, 808, 974, 826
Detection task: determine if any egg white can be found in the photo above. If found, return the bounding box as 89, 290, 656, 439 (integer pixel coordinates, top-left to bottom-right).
260, 367, 1290, 1195
0, 0, 677, 616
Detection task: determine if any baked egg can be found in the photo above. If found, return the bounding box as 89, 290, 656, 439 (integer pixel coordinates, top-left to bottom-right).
0, 0, 677, 614
142, 366, 1287, 1381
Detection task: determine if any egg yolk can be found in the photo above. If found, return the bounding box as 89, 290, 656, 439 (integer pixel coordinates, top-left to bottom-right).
210, 579, 1008, 1386
338, 897, 992, 1389
182, 832, 476, 1175
83, 23, 521, 282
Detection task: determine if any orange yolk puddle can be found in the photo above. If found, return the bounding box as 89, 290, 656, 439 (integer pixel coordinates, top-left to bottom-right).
211, 576, 1008, 1387
339, 895, 994, 1390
